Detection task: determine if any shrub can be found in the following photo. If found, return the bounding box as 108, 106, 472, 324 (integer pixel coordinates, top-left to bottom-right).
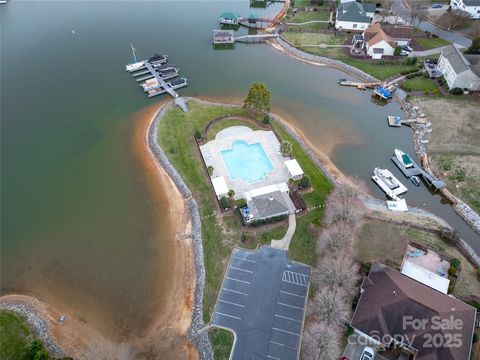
423, 71, 429, 78
220, 196, 230, 209
439, 229, 460, 245
394, 46, 402, 56
467, 300, 480, 311
424, 89, 430, 95
406, 57, 417, 66
449, 87, 463, 95
454, 167, 466, 182
194, 130, 202, 139
443, 84, 449, 90
448, 266, 457, 276
207, 165, 214, 175
473, 333, 479, 344
262, 114, 270, 125
450, 258, 461, 269
300, 175, 310, 188
447, 282, 455, 294
431, 88, 439, 95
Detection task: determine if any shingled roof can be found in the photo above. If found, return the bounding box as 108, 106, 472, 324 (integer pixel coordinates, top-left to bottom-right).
248, 190, 291, 220
441, 45, 471, 74
363, 23, 395, 47
351, 263, 476, 360
336, 1, 373, 23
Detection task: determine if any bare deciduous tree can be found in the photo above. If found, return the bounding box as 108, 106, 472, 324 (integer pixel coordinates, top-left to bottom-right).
316, 222, 354, 255
315, 256, 360, 294
409, 0, 429, 26
324, 185, 363, 227
440, 9, 470, 30
311, 288, 350, 327
301, 321, 341, 360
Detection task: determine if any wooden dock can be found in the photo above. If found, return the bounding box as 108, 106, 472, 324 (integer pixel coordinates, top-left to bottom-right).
338, 80, 383, 89
387, 116, 426, 127
143, 61, 189, 112
234, 33, 279, 42
391, 156, 445, 190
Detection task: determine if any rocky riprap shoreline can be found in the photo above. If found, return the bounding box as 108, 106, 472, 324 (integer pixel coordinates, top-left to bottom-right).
0, 302, 64, 358
276, 35, 379, 83
147, 101, 214, 359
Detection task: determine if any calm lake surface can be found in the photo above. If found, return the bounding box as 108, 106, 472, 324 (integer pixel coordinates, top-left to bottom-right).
2, 0, 479, 338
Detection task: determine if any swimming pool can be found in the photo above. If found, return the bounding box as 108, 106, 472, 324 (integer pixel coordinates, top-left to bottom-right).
221, 140, 274, 183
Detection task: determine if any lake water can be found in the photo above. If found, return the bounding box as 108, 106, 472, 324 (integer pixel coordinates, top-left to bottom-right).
1, 0, 478, 340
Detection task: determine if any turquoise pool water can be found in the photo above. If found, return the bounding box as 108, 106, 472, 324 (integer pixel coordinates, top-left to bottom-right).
221, 141, 274, 183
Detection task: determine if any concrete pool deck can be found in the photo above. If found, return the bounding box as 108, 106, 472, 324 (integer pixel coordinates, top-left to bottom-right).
200, 127, 291, 199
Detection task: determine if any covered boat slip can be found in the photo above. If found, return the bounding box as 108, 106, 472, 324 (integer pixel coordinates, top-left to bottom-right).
390, 156, 446, 190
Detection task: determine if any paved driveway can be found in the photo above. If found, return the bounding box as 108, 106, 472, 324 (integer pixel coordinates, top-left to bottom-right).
391, 0, 472, 48
343, 334, 389, 360
211, 246, 311, 360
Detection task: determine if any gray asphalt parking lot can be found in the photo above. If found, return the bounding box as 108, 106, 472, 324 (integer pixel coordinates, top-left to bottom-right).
211, 246, 311, 360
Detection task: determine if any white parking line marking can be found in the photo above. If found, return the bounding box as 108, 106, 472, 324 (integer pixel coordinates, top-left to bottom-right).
269, 340, 297, 350
219, 299, 244, 308
215, 311, 241, 320
273, 327, 300, 336
233, 256, 256, 263
282, 270, 308, 287
280, 290, 305, 298
275, 314, 301, 323
226, 276, 250, 284
230, 266, 253, 273
223, 288, 248, 296
266, 356, 281, 360
277, 302, 303, 310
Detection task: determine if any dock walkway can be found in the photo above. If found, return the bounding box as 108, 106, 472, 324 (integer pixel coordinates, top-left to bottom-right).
391, 156, 445, 190
338, 80, 382, 89
143, 61, 189, 112
234, 33, 279, 42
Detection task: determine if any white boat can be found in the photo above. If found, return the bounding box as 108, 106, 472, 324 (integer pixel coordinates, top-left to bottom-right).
125, 44, 145, 72
126, 61, 144, 72
372, 167, 408, 200
394, 148, 413, 168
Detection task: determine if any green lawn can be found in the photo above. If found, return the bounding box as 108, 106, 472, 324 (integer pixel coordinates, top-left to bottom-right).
0, 310, 31, 360
0, 310, 60, 360
290, 10, 330, 23
292, 0, 331, 8
157, 101, 332, 357
283, 32, 345, 46
401, 77, 439, 92
414, 37, 451, 50
342, 59, 419, 80
206, 117, 262, 142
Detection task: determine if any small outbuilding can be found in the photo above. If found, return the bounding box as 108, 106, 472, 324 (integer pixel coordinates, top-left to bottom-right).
284, 159, 304, 180
212, 30, 235, 45
212, 176, 229, 199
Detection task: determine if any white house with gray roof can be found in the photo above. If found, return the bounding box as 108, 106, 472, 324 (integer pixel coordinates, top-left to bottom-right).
335, 1, 375, 31
450, 0, 480, 19
245, 183, 295, 222
437, 45, 480, 90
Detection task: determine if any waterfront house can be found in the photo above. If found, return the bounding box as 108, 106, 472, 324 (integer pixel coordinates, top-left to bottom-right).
437, 45, 480, 90
359, 23, 412, 59
350, 263, 476, 360
244, 183, 295, 222
335, 1, 375, 31
450, 0, 480, 19
362, 23, 395, 59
